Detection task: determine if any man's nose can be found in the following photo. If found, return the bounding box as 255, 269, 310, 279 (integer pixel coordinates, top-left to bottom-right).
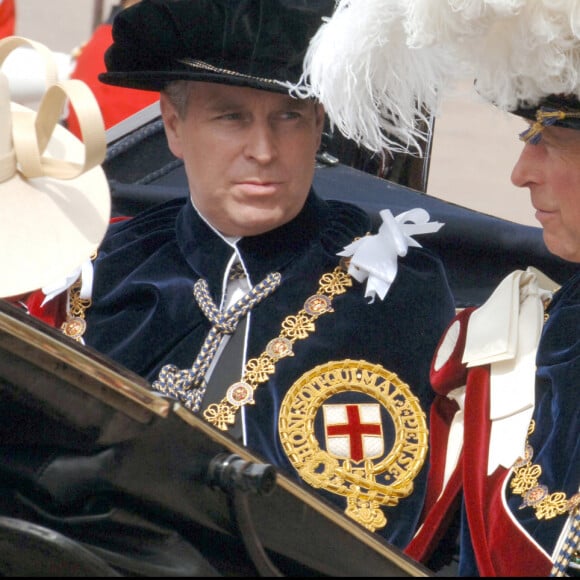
510, 143, 539, 188
244, 122, 277, 162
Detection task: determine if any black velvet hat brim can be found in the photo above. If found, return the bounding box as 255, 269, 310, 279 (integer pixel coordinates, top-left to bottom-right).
512, 94, 580, 130
99, 0, 334, 94
99, 66, 294, 94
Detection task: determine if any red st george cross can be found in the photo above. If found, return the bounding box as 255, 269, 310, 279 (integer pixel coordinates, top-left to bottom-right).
324, 404, 383, 463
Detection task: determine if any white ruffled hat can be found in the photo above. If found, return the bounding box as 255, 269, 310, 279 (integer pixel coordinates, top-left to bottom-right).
298, 0, 580, 155
0, 37, 110, 299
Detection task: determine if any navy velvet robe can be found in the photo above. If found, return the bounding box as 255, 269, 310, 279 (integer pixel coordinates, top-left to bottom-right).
84, 190, 456, 549
499, 269, 579, 574
462, 269, 580, 576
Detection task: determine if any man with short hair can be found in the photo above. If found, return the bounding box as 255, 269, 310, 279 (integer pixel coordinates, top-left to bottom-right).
300, 1, 580, 575
79, 0, 455, 550
406, 6, 580, 575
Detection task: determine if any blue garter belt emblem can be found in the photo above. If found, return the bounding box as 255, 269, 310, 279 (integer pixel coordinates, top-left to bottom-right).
279, 359, 428, 532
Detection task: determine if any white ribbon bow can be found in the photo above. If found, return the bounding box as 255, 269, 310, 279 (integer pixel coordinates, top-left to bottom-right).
337, 208, 444, 302
41, 258, 94, 306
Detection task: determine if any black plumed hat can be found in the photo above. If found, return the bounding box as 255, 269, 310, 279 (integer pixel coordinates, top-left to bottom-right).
99, 0, 334, 94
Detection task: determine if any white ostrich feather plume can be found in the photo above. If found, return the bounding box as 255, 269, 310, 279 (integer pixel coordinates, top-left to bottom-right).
297, 0, 469, 157
464, 0, 580, 111
297, 0, 580, 157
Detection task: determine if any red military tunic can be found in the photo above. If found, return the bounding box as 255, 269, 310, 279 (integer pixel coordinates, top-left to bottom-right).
0, 0, 15, 39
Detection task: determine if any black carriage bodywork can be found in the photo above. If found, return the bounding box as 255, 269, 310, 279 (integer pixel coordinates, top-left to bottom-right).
0, 104, 575, 576
0, 300, 429, 577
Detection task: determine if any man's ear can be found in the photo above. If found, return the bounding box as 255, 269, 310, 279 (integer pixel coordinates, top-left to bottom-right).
160, 92, 184, 160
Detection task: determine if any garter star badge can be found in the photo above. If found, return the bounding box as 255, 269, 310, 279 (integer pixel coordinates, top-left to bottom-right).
278, 359, 428, 532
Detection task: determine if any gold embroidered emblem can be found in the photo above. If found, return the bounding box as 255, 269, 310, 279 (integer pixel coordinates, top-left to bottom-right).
279, 359, 428, 532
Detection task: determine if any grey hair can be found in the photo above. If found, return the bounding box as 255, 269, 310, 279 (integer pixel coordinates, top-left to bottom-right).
162, 80, 195, 118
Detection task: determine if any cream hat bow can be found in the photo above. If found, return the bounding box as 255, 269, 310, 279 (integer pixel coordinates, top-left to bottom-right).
0, 36, 110, 299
